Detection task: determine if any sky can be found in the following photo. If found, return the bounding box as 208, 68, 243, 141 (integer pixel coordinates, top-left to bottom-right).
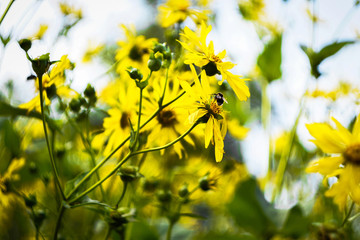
1, 0, 360, 178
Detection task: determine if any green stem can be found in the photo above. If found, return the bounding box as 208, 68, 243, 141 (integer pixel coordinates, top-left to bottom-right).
159, 67, 169, 106
166, 221, 175, 240
53, 205, 65, 240
115, 182, 127, 209
38, 75, 65, 200
69, 122, 198, 204
66, 84, 190, 200
134, 88, 143, 147
272, 99, 305, 202
0, 0, 15, 26
342, 201, 355, 227
63, 108, 106, 200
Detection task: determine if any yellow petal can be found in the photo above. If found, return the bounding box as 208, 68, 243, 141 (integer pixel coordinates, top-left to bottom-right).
204, 115, 214, 148
213, 119, 224, 162
306, 123, 348, 153
305, 156, 344, 175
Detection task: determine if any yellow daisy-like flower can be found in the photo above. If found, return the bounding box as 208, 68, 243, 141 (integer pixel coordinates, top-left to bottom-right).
178, 22, 250, 101
93, 84, 139, 157
157, 0, 209, 28
115, 25, 157, 75
180, 64, 227, 162
31, 24, 48, 40
306, 114, 360, 210
19, 55, 75, 112
0, 158, 25, 207
142, 69, 195, 158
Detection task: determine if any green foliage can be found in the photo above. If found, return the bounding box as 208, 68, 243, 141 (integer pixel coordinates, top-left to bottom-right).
227, 177, 278, 238
130, 220, 160, 240
301, 41, 355, 79
257, 34, 282, 83
2, 120, 21, 158
281, 205, 309, 238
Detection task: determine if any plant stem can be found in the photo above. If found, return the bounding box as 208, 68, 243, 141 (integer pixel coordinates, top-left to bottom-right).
342, 201, 355, 227
166, 221, 175, 240
69, 122, 198, 204
66, 85, 190, 200
159, 67, 169, 106
134, 88, 143, 147
272, 99, 305, 202
53, 205, 65, 240
0, 0, 15, 26
38, 75, 65, 200
115, 182, 127, 209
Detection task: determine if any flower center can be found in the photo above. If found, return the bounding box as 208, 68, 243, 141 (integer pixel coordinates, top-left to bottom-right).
210, 100, 222, 115
343, 144, 360, 164
129, 45, 148, 62
157, 109, 178, 127
120, 112, 131, 129
202, 61, 220, 76
212, 55, 222, 63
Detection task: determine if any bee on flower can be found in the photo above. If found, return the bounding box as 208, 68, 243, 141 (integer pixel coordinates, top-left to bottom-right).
180, 64, 227, 162
178, 22, 250, 101
306, 114, 360, 210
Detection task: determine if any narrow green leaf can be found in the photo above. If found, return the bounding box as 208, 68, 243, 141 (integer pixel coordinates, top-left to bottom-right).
281, 205, 309, 238
257, 34, 282, 83
3, 120, 21, 157
301, 41, 355, 78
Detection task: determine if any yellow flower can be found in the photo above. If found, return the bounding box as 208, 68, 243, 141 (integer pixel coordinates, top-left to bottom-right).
239, 0, 265, 21
0, 158, 25, 207
59, 2, 82, 19
157, 0, 209, 28
178, 22, 250, 101
82, 42, 104, 63
93, 84, 139, 157
115, 25, 157, 75
306, 114, 360, 210
31, 24, 48, 40
180, 64, 227, 162
142, 69, 195, 158
19, 55, 75, 112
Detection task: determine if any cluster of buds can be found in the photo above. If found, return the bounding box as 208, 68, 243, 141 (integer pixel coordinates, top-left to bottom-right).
148, 42, 172, 71
69, 83, 97, 121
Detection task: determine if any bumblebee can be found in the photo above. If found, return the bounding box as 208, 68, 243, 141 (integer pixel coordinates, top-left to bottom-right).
213, 92, 227, 106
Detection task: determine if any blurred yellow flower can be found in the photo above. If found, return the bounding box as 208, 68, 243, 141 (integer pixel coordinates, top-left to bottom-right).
31, 24, 48, 40
178, 22, 250, 101
93, 84, 139, 157
82, 43, 104, 63
19, 55, 75, 112
142, 71, 195, 158
115, 25, 157, 75
239, 0, 265, 21
157, 0, 209, 28
0, 158, 25, 207
180, 65, 226, 162
306, 114, 360, 210
59, 2, 82, 19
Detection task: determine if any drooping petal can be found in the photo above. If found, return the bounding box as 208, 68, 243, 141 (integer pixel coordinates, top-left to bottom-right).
305, 156, 344, 175
331, 117, 352, 145
352, 113, 360, 141
213, 119, 224, 162
204, 115, 214, 148
306, 123, 348, 153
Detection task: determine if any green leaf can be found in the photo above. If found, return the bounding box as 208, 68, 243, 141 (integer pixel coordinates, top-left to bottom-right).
257, 34, 282, 83
0, 100, 60, 132
130, 220, 159, 240
227, 177, 277, 238
281, 205, 309, 238
301, 41, 355, 78
64, 171, 89, 196
2, 120, 21, 158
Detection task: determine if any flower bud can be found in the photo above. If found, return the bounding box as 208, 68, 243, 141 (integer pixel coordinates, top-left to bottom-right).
118, 166, 141, 183
199, 174, 216, 191
153, 43, 167, 54
69, 98, 82, 112
32, 53, 51, 77
127, 67, 143, 81
24, 194, 37, 208
156, 189, 172, 203
33, 209, 46, 229
178, 184, 189, 198
142, 178, 159, 192
19, 39, 32, 52
84, 84, 96, 98
148, 53, 162, 72
45, 83, 57, 99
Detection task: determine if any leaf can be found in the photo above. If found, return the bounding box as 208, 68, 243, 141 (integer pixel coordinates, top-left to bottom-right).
64, 171, 89, 196
281, 205, 309, 238
130, 220, 160, 240
2, 120, 21, 158
301, 41, 355, 78
257, 34, 282, 83
0, 100, 60, 132
227, 177, 278, 238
